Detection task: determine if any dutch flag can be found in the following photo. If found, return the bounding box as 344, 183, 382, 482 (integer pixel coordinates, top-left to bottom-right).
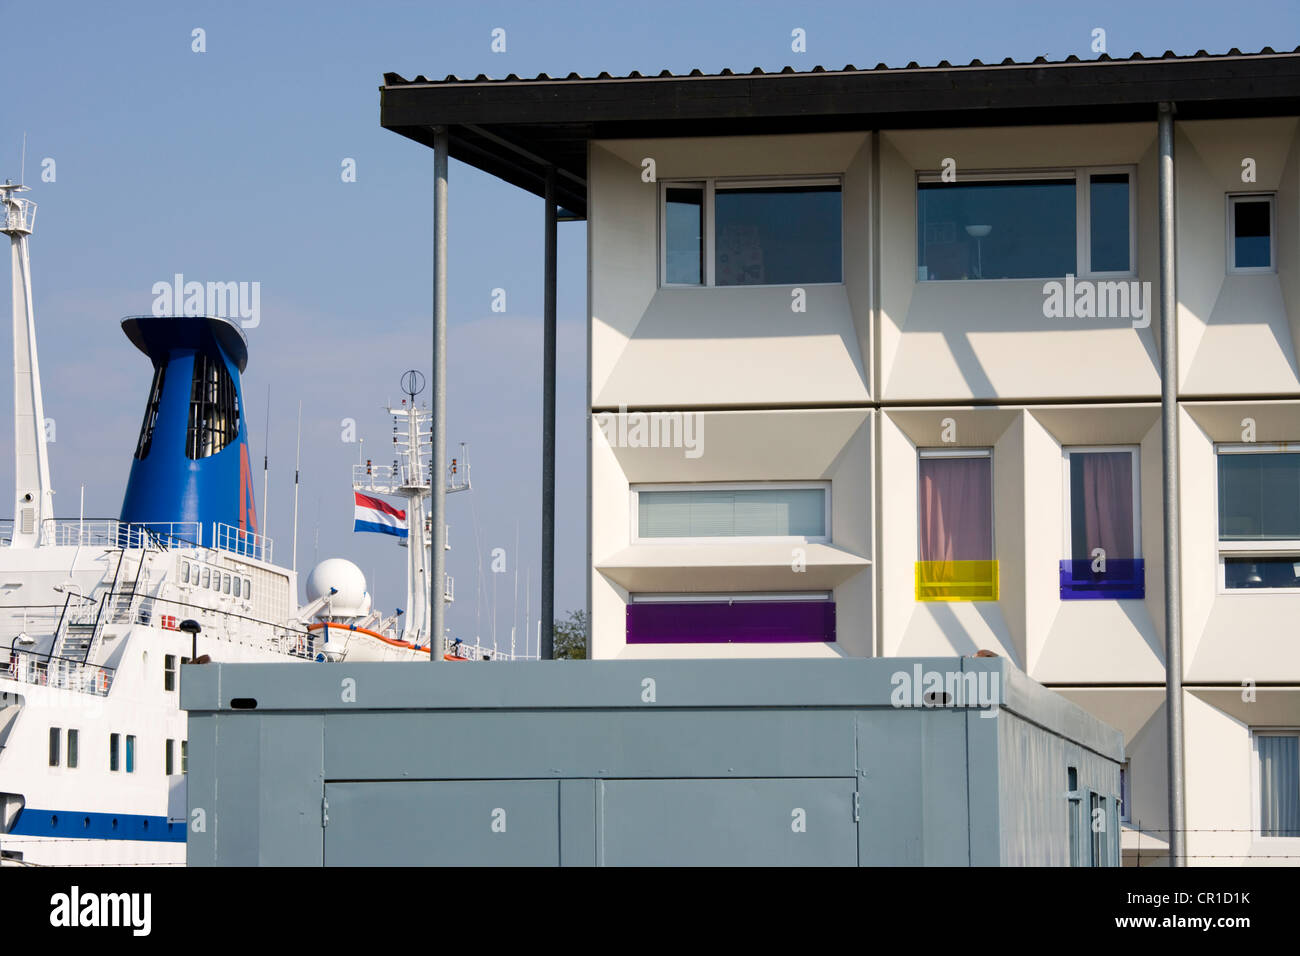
353, 491, 408, 538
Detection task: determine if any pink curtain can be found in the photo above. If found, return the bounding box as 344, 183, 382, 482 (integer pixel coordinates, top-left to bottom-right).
1079, 452, 1134, 559
919, 457, 992, 562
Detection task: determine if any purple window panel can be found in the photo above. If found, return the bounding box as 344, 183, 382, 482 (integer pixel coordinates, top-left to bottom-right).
626, 600, 836, 644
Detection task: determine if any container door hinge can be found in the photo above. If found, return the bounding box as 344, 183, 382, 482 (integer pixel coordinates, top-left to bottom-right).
321, 797, 329, 828
853, 791, 860, 822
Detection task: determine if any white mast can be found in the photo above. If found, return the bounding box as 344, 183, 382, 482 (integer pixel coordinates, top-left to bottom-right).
2, 181, 53, 548
350, 373, 470, 648
291, 400, 302, 572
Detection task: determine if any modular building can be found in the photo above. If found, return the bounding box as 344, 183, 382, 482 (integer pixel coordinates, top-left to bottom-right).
377, 48, 1300, 864
182, 657, 1122, 866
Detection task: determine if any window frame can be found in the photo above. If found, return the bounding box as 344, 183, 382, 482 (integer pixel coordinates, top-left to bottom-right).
1227, 193, 1276, 274
1215, 444, 1300, 594
125, 734, 136, 774
917, 447, 996, 559
915, 165, 1137, 282
164, 654, 177, 692
659, 175, 845, 289
48, 726, 60, 768
629, 591, 833, 604
1061, 445, 1142, 563
109, 732, 120, 772
1250, 728, 1300, 840
630, 481, 832, 545
165, 738, 175, 776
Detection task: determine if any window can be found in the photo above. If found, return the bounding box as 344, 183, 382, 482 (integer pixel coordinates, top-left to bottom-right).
1061, 447, 1143, 599
126, 735, 136, 773
164, 654, 177, 692
201, 567, 210, 589
665, 185, 703, 284
1067, 767, 1082, 866
181, 740, 188, 774
633, 484, 828, 541
186, 352, 240, 460
1217, 446, 1300, 590
134, 363, 167, 460
48, 727, 60, 767
627, 592, 835, 644
109, 733, 120, 772
916, 451, 997, 601
180, 561, 190, 584
165, 738, 175, 776
244, 578, 252, 600
917, 167, 1134, 280
1228, 194, 1274, 272
1255, 731, 1299, 838
233, 575, 241, 598
223, 573, 231, 595
661, 178, 843, 286
1119, 760, 1131, 823
67, 729, 78, 769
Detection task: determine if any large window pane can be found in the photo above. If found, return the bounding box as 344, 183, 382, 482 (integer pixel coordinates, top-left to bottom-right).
665, 187, 703, 284
1218, 452, 1300, 540
918, 179, 1075, 280
1233, 199, 1272, 269
715, 186, 841, 285
919, 457, 992, 561
1069, 451, 1135, 561
1259, 734, 1300, 837
638, 488, 825, 538
1090, 174, 1130, 272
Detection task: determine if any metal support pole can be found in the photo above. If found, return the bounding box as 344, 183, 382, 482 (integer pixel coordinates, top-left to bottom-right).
541, 166, 557, 659
1158, 101, 1185, 865
432, 127, 448, 661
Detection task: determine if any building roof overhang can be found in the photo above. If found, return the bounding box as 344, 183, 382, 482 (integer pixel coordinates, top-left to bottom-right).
381, 48, 1300, 217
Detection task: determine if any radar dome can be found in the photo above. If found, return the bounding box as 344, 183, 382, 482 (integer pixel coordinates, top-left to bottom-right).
305, 558, 372, 618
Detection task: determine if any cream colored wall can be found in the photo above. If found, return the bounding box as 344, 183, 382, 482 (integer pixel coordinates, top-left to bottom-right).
585, 121, 1300, 862
878, 124, 1161, 402
1178, 119, 1300, 394
879, 407, 1021, 663
589, 133, 873, 408
1184, 690, 1300, 866
590, 408, 873, 659
1182, 402, 1300, 683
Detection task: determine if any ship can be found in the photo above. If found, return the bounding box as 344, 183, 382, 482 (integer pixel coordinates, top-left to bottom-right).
0, 181, 504, 866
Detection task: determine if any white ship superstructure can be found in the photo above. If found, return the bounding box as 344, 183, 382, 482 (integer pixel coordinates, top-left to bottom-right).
0, 180, 457, 865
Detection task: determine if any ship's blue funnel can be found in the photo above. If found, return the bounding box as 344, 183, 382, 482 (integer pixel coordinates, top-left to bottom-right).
119, 315, 260, 556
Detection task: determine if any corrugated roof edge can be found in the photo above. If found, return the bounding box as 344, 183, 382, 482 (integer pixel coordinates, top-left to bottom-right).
381, 45, 1298, 87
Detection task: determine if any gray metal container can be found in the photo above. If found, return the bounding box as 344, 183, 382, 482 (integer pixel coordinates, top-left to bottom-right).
181, 656, 1123, 866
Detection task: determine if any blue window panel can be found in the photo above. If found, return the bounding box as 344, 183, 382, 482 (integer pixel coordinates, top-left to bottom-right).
1059, 559, 1145, 600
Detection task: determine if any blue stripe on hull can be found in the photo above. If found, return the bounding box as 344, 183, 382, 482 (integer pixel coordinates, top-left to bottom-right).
9, 807, 187, 842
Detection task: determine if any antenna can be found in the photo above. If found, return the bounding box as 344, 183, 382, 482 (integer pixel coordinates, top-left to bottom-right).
261, 385, 270, 541
20, 132, 26, 185
291, 400, 302, 572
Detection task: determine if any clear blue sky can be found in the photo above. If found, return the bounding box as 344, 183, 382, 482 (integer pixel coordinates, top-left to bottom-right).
5, 0, 1298, 647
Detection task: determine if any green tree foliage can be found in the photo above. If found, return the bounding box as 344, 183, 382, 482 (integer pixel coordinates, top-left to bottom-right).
553, 609, 589, 659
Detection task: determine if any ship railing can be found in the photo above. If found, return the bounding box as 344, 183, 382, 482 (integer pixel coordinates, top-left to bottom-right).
33, 519, 203, 550
128, 592, 310, 658
210, 523, 272, 563
353, 462, 429, 491
1, 648, 114, 696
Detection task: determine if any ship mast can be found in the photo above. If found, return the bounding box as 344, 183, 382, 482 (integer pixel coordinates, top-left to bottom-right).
2, 181, 53, 548
353, 370, 469, 649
